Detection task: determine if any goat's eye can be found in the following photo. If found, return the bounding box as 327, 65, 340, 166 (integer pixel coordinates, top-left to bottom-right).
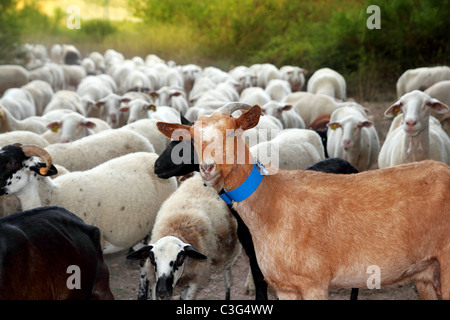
7, 160, 19, 168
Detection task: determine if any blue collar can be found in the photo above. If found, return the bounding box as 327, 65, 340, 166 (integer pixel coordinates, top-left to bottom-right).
219, 163, 264, 205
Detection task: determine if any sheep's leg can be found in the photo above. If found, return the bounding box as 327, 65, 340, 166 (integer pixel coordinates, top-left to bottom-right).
137, 263, 149, 300
224, 265, 232, 300
180, 283, 199, 300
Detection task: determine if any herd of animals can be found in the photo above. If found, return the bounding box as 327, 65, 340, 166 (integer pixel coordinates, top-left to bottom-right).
0, 43, 449, 300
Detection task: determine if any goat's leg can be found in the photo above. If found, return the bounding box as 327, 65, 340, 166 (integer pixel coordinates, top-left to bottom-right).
438, 253, 450, 300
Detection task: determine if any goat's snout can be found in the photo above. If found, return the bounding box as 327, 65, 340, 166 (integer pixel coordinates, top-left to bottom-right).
200, 162, 216, 175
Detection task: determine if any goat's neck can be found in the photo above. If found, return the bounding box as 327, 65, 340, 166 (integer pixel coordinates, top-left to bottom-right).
404, 126, 429, 162
223, 163, 254, 192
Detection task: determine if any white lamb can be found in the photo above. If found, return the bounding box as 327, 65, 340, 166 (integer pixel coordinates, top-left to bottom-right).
396, 66, 450, 98
127, 174, 240, 300
250, 128, 325, 171
0, 147, 177, 253
378, 90, 450, 168
326, 103, 380, 171
261, 100, 305, 129
307, 67, 346, 100
44, 129, 155, 171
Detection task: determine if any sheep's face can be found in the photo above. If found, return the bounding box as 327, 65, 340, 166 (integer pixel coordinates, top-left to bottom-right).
384, 90, 449, 137
327, 115, 372, 152
127, 236, 207, 300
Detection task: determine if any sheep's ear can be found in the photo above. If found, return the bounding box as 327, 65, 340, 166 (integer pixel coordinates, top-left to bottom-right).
384, 101, 403, 118
183, 245, 207, 260
30, 163, 58, 177
126, 245, 153, 260
81, 121, 96, 129
358, 120, 373, 128
235, 105, 261, 131
157, 122, 192, 141
427, 98, 450, 114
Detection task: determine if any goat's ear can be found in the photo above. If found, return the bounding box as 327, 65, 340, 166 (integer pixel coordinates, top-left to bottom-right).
236, 105, 261, 131
180, 114, 191, 125
157, 122, 192, 140
183, 245, 207, 260
126, 245, 153, 260
384, 101, 402, 118
427, 98, 449, 114
30, 163, 58, 177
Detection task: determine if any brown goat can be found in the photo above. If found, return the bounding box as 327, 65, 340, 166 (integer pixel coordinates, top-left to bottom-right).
307, 113, 331, 130
157, 103, 450, 300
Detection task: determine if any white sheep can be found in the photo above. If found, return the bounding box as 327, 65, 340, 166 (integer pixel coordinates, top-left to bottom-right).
0, 65, 29, 94
279, 65, 307, 92
77, 75, 115, 118
250, 128, 325, 170
239, 87, 271, 106
0, 88, 36, 120
21, 80, 54, 116
61, 64, 87, 90
264, 79, 292, 102
396, 66, 450, 98
0, 106, 47, 134
229, 66, 257, 94
29, 62, 65, 92
0, 146, 177, 254
0, 130, 50, 147
326, 103, 380, 171
120, 69, 152, 94
378, 90, 450, 168
44, 129, 155, 171
42, 112, 111, 144
127, 175, 240, 300
180, 64, 202, 96
120, 119, 170, 155
307, 67, 346, 100
250, 63, 281, 88
43, 90, 86, 116
283, 92, 341, 126
261, 100, 305, 129
153, 86, 189, 115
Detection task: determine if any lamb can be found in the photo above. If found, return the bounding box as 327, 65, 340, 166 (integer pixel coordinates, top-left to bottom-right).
0, 65, 29, 94
326, 103, 380, 171
396, 66, 450, 98
44, 129, 155, 171
157, 102, 450, 300
261, 100, 305, 129
0, 105, 47, 134
127, 174, 240, 300
250, 129, 325, 170
21, 80, 54, 116
0, 145, 177, 254
307, 67, 346, 100
279, 65, 307, 92
0, 88, 36, 120
378, 90, 450, 168
264, 79, 292, 102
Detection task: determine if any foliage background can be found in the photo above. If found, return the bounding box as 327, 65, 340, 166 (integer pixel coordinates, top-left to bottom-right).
1, 0, 449, 100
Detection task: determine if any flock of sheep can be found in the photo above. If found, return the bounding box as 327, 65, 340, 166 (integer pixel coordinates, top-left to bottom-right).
0, 42, 450, 300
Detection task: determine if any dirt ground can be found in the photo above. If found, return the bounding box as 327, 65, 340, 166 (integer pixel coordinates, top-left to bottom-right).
104, 99, 427, 301
105, 249, 420, 300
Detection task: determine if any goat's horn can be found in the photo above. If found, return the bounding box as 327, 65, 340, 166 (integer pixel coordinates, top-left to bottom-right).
217, 102, 253, 116
21, 145, 53, 175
